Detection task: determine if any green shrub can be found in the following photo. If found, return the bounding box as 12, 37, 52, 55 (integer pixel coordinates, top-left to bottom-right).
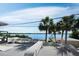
70, 29, 79, 39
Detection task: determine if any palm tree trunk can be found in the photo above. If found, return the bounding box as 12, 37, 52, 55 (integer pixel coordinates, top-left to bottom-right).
54, 32, 56, 42
61, 30, 64, 42
65, 30, 68, 44
45, 28, 47, 42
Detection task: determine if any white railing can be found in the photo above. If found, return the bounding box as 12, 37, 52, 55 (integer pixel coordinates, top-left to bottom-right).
24, 41, 43, 56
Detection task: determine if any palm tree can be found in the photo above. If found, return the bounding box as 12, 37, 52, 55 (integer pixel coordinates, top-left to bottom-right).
57, 21, 65, 42
39, 16, 50, 42
49, 19, 57, 42
74, 18, 79, 29
62, 15, 75, 44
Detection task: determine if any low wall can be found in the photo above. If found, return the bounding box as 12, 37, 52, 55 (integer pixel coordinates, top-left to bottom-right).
24, 41, 43, 56
67, 40, 79, 48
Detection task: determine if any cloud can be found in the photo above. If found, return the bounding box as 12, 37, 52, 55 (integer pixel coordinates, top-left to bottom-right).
0, 6, 79, 33
0, 6, 69, 24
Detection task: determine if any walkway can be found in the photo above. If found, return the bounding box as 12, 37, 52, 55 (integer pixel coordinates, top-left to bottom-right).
37, 46, 73, 56
0, 43, 34, 56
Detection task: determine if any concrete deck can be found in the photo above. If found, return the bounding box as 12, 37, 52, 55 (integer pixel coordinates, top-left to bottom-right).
37, 46, 73, 56
0, 44, 19, 51
0, 43, 74, 56
0, 43, 34, 56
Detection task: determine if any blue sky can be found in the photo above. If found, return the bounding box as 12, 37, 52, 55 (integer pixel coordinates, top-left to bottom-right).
0, 3, 77, 16
0, 3, 79, 33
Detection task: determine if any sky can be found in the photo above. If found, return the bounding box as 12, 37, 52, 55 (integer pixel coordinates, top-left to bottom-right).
0, 3, 79, 33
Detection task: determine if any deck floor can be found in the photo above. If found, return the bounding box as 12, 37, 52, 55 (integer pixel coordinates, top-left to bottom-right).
37, 46, 74, 56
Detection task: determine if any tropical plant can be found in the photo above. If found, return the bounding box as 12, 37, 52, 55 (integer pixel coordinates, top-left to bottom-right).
74, 18, 79, 29
49, 19, 57, 42
70, 18, 79, 39
57, 21, 65, 42
39, 16, 50, 42
70, 28, 79, 39
62, 15, 75, 44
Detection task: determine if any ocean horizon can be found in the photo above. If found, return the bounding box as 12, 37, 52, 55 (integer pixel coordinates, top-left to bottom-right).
25, 33, 69, 40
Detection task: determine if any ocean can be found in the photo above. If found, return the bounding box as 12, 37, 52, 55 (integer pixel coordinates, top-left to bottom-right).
25, 33, 69, 40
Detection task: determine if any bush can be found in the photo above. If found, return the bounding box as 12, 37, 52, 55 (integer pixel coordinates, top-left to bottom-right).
70, 29, 79, 39
8, 34, 32, 39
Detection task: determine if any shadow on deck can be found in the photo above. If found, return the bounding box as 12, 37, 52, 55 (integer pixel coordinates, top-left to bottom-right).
16, 42, 35, 51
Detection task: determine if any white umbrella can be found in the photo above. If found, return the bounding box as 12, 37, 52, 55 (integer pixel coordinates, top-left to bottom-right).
0, 21, 8, 26
0, 21, 8, 42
